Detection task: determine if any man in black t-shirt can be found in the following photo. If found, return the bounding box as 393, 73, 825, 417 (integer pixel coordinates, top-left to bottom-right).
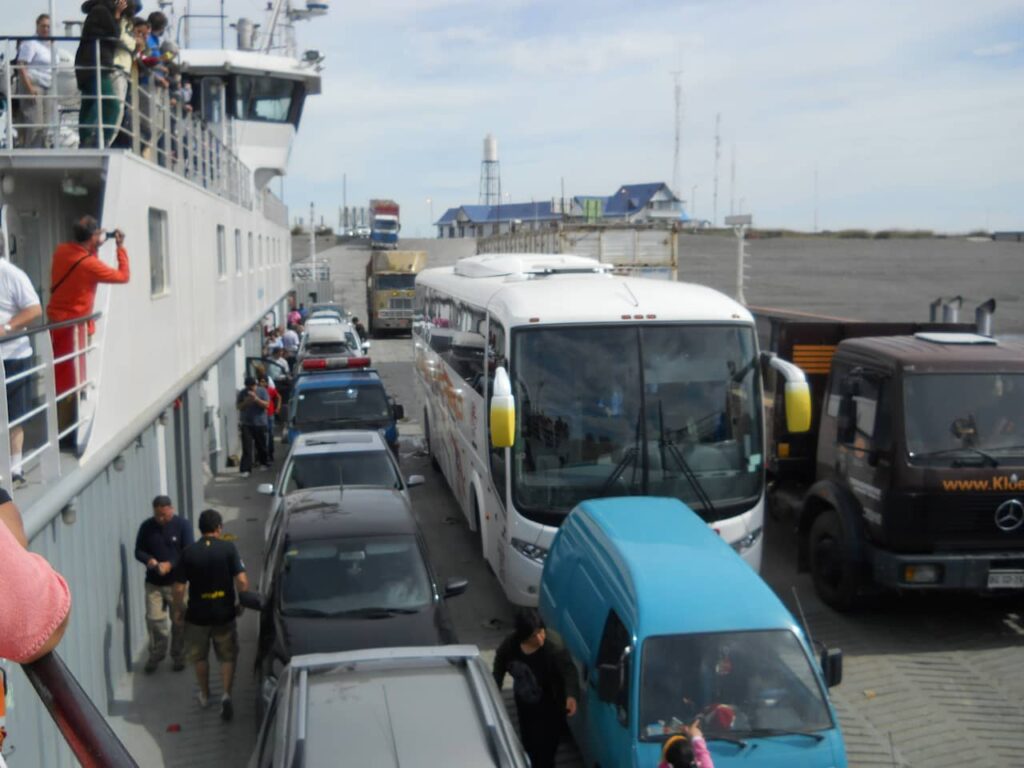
173, 508, 248, 721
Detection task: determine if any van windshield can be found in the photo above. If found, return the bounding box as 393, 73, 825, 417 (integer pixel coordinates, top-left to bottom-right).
639, 630, 833, 742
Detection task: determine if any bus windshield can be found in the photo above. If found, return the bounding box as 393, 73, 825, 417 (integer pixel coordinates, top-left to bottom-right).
511, 325, 762, 524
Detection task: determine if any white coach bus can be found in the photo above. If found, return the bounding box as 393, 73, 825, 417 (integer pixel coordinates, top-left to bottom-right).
413, 254, 809, 605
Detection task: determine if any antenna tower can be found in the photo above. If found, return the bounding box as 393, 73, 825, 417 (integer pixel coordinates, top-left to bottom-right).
479, 134, 501, 206
730, 142, 736, 217
712, 113, 721, 226
671, 71, 683, 197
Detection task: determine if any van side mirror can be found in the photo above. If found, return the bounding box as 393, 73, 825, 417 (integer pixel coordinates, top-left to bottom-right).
443, 577, 468, 598
393, 403, 405, 420
596, 663, 619, 702
820, 647, 843, 687
490, 367, 515, 449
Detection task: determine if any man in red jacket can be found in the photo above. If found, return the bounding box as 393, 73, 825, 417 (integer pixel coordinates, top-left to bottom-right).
46, 215, 130, 442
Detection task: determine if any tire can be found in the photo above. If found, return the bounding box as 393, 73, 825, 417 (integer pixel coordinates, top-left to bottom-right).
808, 507, 863, 611
424, 409, 440, 471
473, 498, 485, 558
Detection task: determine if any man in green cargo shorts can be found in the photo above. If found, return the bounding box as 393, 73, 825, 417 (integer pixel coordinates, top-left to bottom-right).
173, 508, 248, 722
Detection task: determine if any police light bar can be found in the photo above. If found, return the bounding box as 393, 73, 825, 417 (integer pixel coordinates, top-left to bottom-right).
301, 356, 371, 371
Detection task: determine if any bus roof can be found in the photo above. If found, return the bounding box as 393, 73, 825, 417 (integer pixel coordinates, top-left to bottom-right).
573, 497, 800, 638
417, 254, 752, 327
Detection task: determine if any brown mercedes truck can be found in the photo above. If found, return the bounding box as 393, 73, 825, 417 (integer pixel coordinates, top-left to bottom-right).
756, 304, 1024, 610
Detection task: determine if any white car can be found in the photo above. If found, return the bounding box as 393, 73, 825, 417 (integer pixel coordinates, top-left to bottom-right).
258, 430, 423, 542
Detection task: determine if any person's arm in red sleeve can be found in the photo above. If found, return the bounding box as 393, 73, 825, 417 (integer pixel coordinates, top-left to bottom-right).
0, 495, 72, 663
83, 246, 130, 285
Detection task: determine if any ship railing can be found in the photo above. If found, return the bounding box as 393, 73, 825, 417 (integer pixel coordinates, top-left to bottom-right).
1, 36, 253, 209
0, 312, 101, 493
14, 651, 138, 767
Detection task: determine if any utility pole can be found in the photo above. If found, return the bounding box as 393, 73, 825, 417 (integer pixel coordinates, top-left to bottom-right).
309, 201, 316, 296
730, 143, 736, 217
813, 164, 819, 233
671, 71, 683, 198
342, 173, 347, 228
712, 113, 721, 226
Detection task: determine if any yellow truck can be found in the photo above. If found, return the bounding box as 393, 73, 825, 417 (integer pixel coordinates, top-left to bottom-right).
365, 250, 427, 336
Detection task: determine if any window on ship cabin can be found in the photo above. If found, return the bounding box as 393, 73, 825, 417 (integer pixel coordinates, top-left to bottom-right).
148, 208, 170, 296
234, 229, 242, 275
217, 225, 227, 278
248, 232, 254, 270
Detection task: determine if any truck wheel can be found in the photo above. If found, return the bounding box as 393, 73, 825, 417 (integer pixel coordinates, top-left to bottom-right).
424, 410, 440, 471
808, 508, 862, 611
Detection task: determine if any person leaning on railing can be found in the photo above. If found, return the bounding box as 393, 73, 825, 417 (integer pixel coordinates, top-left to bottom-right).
0, 488, 71, 664
109, 0, 138, 148
75, 0, 122, 148
46, 216, 130, 442
15, 14, 55, 149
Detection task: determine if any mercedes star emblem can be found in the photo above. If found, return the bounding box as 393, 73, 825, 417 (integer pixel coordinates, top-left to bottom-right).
994, 499, 1024, 533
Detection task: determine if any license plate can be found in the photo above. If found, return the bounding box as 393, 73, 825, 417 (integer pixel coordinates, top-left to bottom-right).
987, 570, 1024, 589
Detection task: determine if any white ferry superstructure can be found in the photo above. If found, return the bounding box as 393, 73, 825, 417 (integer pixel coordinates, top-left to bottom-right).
0, 2, 322, 761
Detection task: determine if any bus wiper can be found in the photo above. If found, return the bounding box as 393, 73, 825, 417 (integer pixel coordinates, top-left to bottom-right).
600, 411, 643, 497
910, 447, 999, 467
658, 402, 717, 518
598, 447, 638, 497
745, 727, 825, 742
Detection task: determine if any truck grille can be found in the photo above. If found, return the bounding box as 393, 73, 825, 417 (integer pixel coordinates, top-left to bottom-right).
379, 309, 413, 319
389, 298, 413, 310
891, 494, 1024, 551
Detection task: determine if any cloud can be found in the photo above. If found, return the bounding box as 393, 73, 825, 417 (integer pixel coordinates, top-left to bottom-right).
972, 41, 1023, 57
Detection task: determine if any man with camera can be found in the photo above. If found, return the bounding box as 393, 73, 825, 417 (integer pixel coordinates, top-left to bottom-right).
46, 216, 130, 440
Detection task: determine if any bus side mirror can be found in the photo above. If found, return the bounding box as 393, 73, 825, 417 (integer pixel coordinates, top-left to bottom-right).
490, 366, 515, 449
766, 354, 812, 433
820, 647, 843, 688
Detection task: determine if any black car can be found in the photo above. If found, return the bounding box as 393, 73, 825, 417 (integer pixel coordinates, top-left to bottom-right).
242, 486, 467, 715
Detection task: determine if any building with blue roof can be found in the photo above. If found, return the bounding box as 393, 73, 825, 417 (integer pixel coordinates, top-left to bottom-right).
435, 182, 688, 239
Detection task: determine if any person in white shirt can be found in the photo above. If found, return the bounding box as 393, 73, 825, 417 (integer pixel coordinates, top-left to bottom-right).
0, 257, 42, 486
16, 14, 55, 148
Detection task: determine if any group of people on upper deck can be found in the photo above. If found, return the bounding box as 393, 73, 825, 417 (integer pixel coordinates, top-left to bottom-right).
9, 2, 192, 150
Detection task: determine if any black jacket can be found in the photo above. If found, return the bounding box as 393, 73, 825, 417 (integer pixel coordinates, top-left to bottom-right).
75, 0, 119, 88
493, 632, 581, 712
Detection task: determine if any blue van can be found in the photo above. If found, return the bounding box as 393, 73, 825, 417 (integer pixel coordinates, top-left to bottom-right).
539, 497, 847, 768
287, 368, 404, 453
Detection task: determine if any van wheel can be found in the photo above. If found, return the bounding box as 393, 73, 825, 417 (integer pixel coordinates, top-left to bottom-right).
424, 410, 440, 471
809, 508, 862, 611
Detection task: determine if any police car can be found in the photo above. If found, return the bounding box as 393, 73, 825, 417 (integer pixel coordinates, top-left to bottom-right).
286, 358, 404, 453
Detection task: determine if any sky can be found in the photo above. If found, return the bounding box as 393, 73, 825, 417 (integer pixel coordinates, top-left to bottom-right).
12, 0, 1024, 235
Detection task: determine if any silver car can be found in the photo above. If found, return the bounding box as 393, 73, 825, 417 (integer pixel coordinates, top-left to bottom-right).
258, 430, 423, 542
248, 646, 530, 768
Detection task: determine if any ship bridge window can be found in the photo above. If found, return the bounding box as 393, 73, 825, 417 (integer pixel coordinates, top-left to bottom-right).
231, 75, 306, 125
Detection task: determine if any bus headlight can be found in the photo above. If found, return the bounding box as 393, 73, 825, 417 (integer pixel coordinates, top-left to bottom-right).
511, 538, 548, 564
730, 526, 763, 553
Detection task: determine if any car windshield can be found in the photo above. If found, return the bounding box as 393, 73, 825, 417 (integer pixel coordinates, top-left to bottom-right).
376, 274, 416, 290
294, 385, 390, 426
284, 451, 401, 492
511, 324, 762, 524
905, 373, 1024, 460
280, 535, 432, 615
639, 630, 833, 742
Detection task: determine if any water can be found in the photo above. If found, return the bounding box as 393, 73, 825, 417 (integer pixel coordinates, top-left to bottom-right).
678, 234, 1024, 333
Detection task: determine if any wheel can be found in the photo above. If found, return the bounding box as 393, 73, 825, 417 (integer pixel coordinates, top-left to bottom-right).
424, 410, 440, 471
473, 499, 485, 558
808, 508, 863, 611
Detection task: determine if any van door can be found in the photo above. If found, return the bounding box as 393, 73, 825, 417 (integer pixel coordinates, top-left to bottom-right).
587, 610, 633, 767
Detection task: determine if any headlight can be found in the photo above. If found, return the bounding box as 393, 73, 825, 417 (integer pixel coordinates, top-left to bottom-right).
511, 537, 548, 564
730, 526, 763, 553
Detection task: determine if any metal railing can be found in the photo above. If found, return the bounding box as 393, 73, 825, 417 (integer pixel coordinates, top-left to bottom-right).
0, 312, 102, 493
1, 36, 252, 209
21, 652, 138, 768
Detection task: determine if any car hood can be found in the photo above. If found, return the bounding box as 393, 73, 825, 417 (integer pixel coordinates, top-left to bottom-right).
278, 609, 444, 658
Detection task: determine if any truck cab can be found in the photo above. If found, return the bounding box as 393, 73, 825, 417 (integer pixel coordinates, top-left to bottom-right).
759, 308, 1024, 608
